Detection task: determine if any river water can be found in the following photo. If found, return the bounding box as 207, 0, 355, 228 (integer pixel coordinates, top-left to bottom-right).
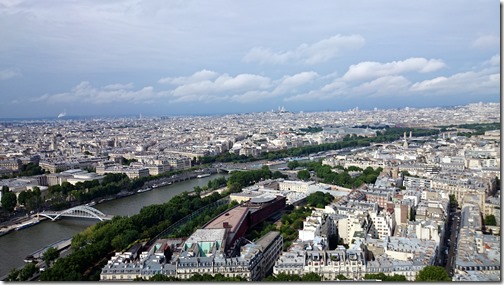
0, 173, 229, 277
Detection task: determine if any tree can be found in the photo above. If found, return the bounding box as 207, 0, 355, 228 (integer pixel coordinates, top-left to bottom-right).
484, 214, 497, 226
272, 170, 287, 179
416, 265, 450, 281
6, 268, 21, 281
335, 274, 348, 280
1, 185, 9, 194
228, 182, 242, 193
449, 194, 458, 208
18, 190, 31, 207
302, 272, 321, 281
306, 191, 334, 208
287, 160, 299, 170
297, 170, 311, 181
19, 262, 39, 281
193, 186, 203, 196
365, 273, 407, 281
1, 190, 17, 212
43, 247, 60, 267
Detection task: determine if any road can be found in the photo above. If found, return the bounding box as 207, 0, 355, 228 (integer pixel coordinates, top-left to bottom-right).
445, 206, 461, 276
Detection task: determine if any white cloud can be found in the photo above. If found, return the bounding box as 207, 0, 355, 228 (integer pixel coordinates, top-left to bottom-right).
353, 75, 411, 97
472, 35, 499, 49
103, 83, 134, 90
410, 69, 499, 94
484, 54, 500, 66
0, 68, 20, 80
171, 73, 271, 99
284, 90, 325, 102
31, 81, 161, 104
287, 54, 497, 102
342, 57, 445, 81
230, 90, 271, 103
159, 69, 219, 85
243, 34, 365, 65
320, 80, 347, 93
161, 70, 324, 103
272, 71, 318, 95
285, 79, 349, 102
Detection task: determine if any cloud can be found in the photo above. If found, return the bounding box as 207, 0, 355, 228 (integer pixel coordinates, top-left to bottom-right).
484, 54, 500, 66
243, 34, 365, 65
31, 81, 161, 104
342, 58, 445, 81
410, 68, 499, 94
28, 70, 322, 106
103, 83, 134, 90
159, 69, 219, 85
285, 80, 349, 102
472, 35, 499, 49
171, 73, 271, 99
27, 52, 499, 108
285, 75, 411, 101
230, 90, 271, 103
353, 75, 411, 97
287, 54, 498, 102
272, 71, 318, 95
0, 69, 20, 80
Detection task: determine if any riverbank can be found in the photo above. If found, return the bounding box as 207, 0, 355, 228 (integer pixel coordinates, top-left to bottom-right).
0, 172, 229, 278
0, 168, 219, 238
0, 215, 48, 236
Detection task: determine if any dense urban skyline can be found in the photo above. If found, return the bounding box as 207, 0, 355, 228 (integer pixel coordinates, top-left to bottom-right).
0, 0, 500, 118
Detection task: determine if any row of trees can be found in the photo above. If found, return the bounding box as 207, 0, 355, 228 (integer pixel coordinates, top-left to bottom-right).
246, 204, 313, 251
295, 161, 383, 188
297, 126, 323, 134
17, 186, 43, 212
438, 122, 500, 137
245, 192, 334, 251
264, 266, 449, 281
198, 127, 441, 165
226, 165, 285, 190
1, 172, 134, 215
135, 265, 450, 282
193, 176, 227, 195
166, 200, 239, 238
135, 273, 246, 281
1, 162, 46, 179
5, 263, 39, 281
305, 191, 334, 208
264, 272, 322, 281
39, 182, 227, 281
1, 186, 17, 212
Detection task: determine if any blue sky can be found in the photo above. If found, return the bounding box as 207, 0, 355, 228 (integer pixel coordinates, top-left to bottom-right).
0, 0, 500, 118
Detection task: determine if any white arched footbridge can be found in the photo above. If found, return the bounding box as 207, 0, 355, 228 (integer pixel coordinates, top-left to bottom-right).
39, 205, 114, 221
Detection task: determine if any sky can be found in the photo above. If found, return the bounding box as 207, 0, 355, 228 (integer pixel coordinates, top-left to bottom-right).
0, 0, 500, 119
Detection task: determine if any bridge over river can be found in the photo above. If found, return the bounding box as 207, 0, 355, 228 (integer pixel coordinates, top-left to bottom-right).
38, 205, 114, 222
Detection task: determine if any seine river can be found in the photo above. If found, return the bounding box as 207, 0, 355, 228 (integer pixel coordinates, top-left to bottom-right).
0, 173, 229, 277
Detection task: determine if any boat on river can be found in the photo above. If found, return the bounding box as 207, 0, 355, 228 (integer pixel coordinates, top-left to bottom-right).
0, 227, 12, 236
15, 219, 40, 231
137, 187, 153, 193
196, 173, 211, 178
